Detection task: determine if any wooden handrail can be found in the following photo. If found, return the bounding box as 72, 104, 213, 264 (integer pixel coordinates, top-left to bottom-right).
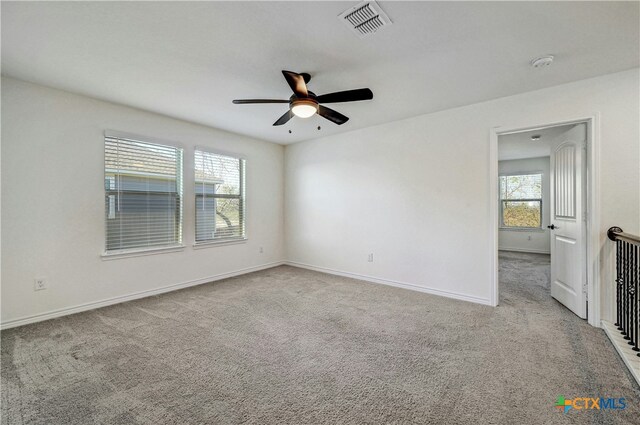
607, 227, 640, 245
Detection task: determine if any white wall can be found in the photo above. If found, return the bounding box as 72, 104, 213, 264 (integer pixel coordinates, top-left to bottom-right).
498, 157, 551, 254
1, 77, 285, 327
3, 69, 638, 327
285, 69, 640, 318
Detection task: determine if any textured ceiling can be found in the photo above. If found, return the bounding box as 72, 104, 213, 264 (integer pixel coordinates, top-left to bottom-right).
2, 1, 638, 144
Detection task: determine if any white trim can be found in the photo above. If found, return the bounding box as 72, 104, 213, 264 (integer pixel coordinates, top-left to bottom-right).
489, 127, 500, 307
101, 244, 186, 260
602, 320, 640, 386
490, 116, 601, 326
498, 170, 545, 177
499, 248, 550, 255
0, 261, 284, 330
586, 114, 601, 327
499, 227, 545, 233
193, 238, 247, 249
498, 155, 550, 163
286, 261, 492, 306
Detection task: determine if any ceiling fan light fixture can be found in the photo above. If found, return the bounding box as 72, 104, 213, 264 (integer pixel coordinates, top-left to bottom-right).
291, 99, 318, 118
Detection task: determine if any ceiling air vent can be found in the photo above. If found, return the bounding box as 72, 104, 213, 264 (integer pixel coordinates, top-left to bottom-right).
339, 1, 392, 38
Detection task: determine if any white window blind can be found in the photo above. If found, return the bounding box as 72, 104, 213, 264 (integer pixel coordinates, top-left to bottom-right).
105, 135, 183, 252
499, 173, 543, 228
195, 150, 245, 242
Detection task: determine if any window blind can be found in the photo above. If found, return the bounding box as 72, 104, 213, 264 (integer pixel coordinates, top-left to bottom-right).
105, 136, 183, 252
194, 150, 245, 242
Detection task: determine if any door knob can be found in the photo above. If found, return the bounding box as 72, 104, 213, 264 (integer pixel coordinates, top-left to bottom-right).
547, 224, 556, 230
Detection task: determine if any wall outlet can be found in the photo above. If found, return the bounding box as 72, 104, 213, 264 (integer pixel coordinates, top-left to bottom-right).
527, 235, 532, 241
367, 253, 374, 263
259, 246, 264, 254
34, 278, 48, 291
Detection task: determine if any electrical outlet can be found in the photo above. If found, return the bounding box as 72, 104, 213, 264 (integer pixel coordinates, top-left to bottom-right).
367, 253, 374, 263
259, 246, 264, 254
527, 235, 532, 241
34, 278, 48, 291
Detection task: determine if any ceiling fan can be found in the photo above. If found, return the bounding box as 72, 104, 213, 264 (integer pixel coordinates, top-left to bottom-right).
232, 70, 373, 126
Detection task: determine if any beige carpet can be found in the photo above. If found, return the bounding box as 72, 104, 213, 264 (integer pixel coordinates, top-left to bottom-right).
2, 255, 639, 424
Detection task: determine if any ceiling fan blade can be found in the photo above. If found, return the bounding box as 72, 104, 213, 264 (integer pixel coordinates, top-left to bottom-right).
282, 70, 308, 98
233, 99, 289, 104
273, 109, 293, 126
316, 88, 373, 104
318, 105, 349, 125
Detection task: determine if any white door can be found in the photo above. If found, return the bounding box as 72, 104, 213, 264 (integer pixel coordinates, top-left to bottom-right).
549, 124, 587, 318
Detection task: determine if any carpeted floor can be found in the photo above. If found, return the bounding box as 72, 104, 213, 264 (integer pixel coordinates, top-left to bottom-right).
2, 254, 639, 424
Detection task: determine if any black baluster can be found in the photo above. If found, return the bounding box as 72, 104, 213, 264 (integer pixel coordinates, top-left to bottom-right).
608, 228, 640, 358
631, 241, 635, 340
620, 241, 625, 334
634, 243, 640, 355
630, 242, 637, 347
623, 241, 631, 339
628, 241, 633, 339
620, 241, 627, 336
616, 240, 622, 329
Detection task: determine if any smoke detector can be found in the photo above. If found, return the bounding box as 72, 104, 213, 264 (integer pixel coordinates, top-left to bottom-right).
339, 1, 392, 38
530, 55, 554, 68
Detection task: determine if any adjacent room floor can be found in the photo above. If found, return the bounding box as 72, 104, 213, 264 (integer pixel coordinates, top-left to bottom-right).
2, 256, 638, 424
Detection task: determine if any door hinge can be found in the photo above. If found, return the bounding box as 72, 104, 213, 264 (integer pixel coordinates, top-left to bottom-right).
583, 211, 588, 222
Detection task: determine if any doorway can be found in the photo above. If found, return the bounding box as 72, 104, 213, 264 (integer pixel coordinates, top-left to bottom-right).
490, 118, 600, 326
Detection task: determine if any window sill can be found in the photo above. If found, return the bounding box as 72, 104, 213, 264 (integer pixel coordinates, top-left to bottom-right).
101, 244, 186, 260
193, 238, 247, 249
499, 227, 546, 233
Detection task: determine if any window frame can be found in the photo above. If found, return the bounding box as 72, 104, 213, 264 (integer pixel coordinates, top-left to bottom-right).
102, 131, 185, 258
193, 147, 247, 247
499, 172, 544, 231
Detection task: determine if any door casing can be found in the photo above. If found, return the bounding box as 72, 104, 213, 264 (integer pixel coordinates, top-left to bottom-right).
489, 115, 601, 327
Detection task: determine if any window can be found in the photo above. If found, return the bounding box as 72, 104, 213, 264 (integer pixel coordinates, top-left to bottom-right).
105, 135, 183, 252
194, 149, 245, 243
499, 173, 542, 228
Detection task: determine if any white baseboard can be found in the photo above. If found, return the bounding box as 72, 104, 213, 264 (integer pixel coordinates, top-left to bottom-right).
499, 248, 550, 254
0, 261, 285, 330
602, 320, 640, 386
285, 261, 492, 306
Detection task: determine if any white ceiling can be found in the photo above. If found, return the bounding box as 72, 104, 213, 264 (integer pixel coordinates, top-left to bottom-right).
498, 124, 576, 161
2, 1, 638, 145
